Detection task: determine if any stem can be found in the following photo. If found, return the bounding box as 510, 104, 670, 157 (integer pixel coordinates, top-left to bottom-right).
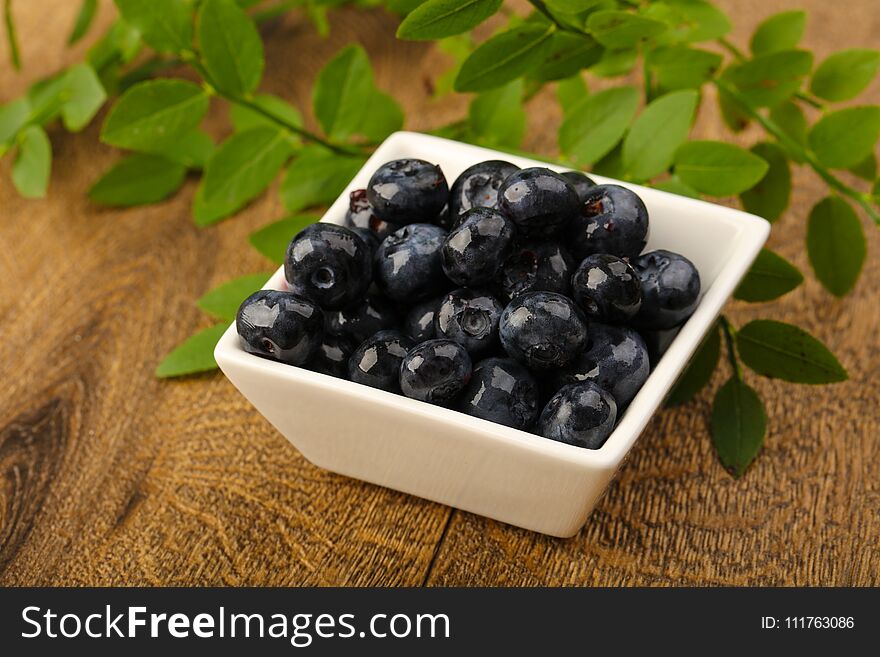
720, 316, 743, 382
527, 0, 590, 37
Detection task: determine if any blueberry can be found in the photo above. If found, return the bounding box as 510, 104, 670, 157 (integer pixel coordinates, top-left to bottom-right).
499, 292, 588, 370
498, 167, 580, 238
448, 160, 520, 219
236, 290, 323, 366
310, 333, 356, 378
571, 253, 641, 323
550, 323, 649, 408
633, 250, 701, 330
561, 170, 597, 202
457, 357, 539, 430
344, 188, 394, 240
538, 382, 617, 449
566, 184, 649, 260
348, 330, 414, 393
403, 296, 442, 343
435, 288, 503, 357
374, 223, 449, 302
367, 159, 449, 225
496, 240, 575, 299
284, 223, 372, 310
326, 295, 399, 344
641, 326, 680, 369
441, 207, 515, 286
399, 339, 472, 404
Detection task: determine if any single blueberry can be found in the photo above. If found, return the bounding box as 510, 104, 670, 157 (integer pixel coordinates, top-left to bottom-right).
498, 167, 580, 238
561, 170, 597, 202
236, 290, 323, 366
344, 188, 394, 240
326, 295, 400, 344
403, 296, 443, 343
374, 223, 449, 302
566, 184, 649, 260
496, 240, 575, 300
399, 339, 472, 404
441, 207, 515, 286
499, 291, 588, 370
284, 223, 372, 310
448, 160, 520, 219
457, 357, 540, 430
571, 253, 642, 323
538, 382, 617, 449
310, 333, 356, 378
633, 249, 701, 330
367, 159, 449, 225
641, 326, 681, 369
348, 330, 414, 393
435, 288, 503, 357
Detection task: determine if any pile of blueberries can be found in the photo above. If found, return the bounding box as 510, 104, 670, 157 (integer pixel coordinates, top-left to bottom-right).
236, 158, 701, 450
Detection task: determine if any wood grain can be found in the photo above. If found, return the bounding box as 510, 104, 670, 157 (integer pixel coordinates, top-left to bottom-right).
0, 0, 878, 586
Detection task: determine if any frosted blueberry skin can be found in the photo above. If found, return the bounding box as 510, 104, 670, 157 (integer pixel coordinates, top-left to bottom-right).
549, 323, 650, 409
435, 288, 504, 358
236, 290, 324, 366
344, 188, 394, 241
367, 159, 449, 225
374, 223, 449, 302
498, 167, 580, 238
457, 357, 540, 430
499, 291, 589, 370
310, 333, 356, 378
561, 171, 597, 202
496, 240, 575, 300
566, 184, 649, 260
441, 207, 516, 286
571, 253, 642, 323
284, 223, 372, 311
538, 382, 617, 450
633, 249, 701, 330
448, 160, 520, 219
326, 295, 400, 344
348, 330, 414, 393
403, 296, 442, 343
399, 339, 472, 404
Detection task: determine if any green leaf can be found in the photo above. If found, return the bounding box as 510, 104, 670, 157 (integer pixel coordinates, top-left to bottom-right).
114, 0, 192, 54
358, 89, 405, 142
556, 74, 588, 115
60, 63, 107, 132
674, 141, 768, 196
230, 94, 303, 133
652, 176, 700, 199
808, 106, 880, 169
806, 196, 866, 297
644, 0, 731, 44
768, 100, 807, 161
454, 24, 555, 92
810, 49, 880, 102
590, 47, 637, 78
197, 0, 264, 96
12, 126, 51, 198
68, 0, 98, 46
724, 49, 813, 108
397, 0, 502, 40
156, 323, 227, 378
736, 319, 848, 384
89, 154, 187, 207
0, 97, 30, 146
544, 0, 603, 12
711, 377, 766, 478
649, 46, 722, 91
586, 10, 666, 49
848, 153, 876, 182
591, 141, 625, 179
468, 79, 526, 149
739, 141, 790, 222
531, 32, 603, 82
666, 321, 720, 406
197, 127, 294, 225
734, 248, 803, 302
749, 10, 805, 56
250, 215, 320, 264
4, 0, 21, 70
718, 86, 749, 133
142, 129, 215, 169
27, 74, 68, 125
559, 85, 639, 166
623, 90, 697, 181
280, 147, 366, 212
101, 79, 209, 151
197, 273, 273, 321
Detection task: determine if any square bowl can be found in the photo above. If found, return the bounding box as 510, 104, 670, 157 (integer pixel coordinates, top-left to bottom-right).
215, 131, 769, 537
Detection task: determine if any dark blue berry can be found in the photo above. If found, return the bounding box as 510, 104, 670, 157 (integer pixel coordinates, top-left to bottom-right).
571, 253, 641, 323
498, 167, 580, 238
641, 327, 680, 369
236, 290, 323, 366
561, 170, 597, 202
499, 292, 588, 370
633, 250, 701, 330
566, 184, 649, 260
448, 160, 520, 219
326, 295, 399, 344
310, 333, 356, 378
403, 296, 442, 343
348, 330, 414, 393
344, 188, 394, 240
399, 339, 472, 404
367, 159, 449, 225
284, 223, 372, 310
496, 240, 574, 300
441, 207, 515, 286
457, 357, 539, 430
435, 288, 503, 357
374, 223, 449, 302
538, 382, 617, 449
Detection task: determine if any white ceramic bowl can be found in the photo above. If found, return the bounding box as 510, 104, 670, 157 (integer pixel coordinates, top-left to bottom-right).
215, 131, 769, 537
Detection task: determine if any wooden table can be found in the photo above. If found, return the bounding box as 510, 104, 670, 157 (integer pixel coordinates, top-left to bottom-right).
1, 0, 878, 586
